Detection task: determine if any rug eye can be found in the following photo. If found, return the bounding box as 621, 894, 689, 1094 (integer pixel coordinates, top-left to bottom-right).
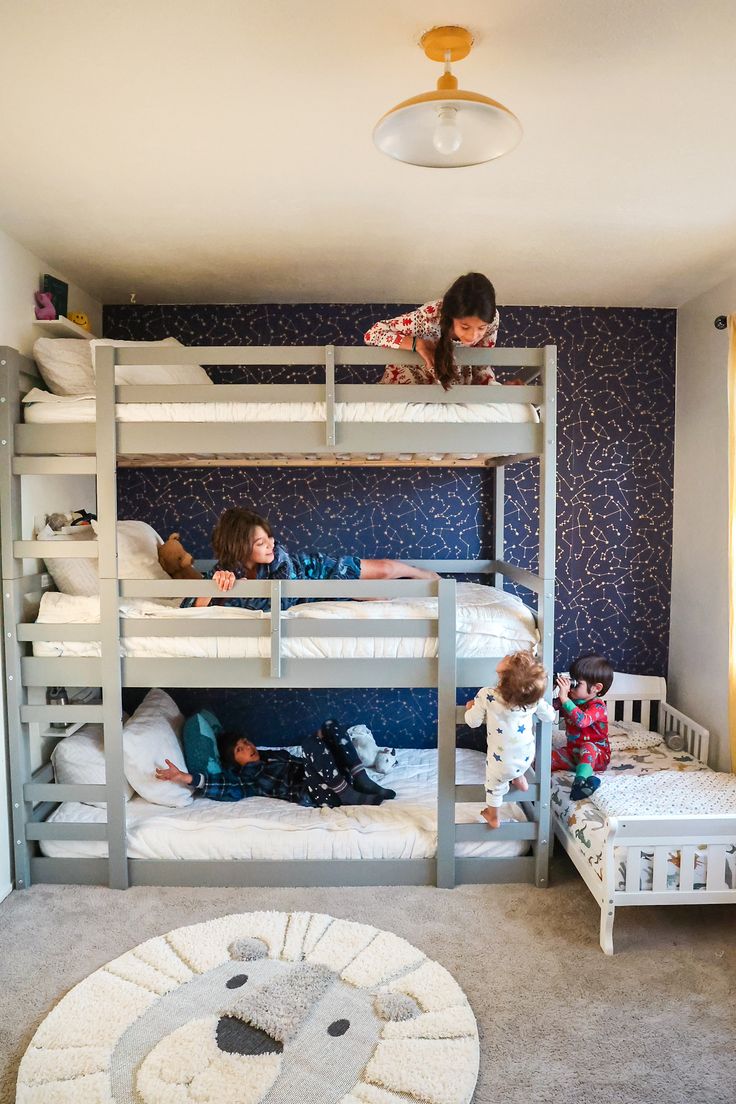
226, 974, 249, 989
327, 1018, 350, 1037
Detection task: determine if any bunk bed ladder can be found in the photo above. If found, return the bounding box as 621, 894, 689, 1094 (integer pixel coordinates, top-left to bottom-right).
95, 347, 128, 890
0, 348, 33, 890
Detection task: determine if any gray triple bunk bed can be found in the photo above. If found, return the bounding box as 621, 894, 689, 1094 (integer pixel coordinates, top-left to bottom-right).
0, 340, 557, 891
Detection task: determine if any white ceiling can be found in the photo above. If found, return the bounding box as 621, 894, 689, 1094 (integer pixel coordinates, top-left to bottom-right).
1, 0, 735, 307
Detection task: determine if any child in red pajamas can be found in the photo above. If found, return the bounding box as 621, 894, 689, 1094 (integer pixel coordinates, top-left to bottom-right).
552, 654, 614, 801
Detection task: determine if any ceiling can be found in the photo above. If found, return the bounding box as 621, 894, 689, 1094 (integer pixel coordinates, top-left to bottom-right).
1, 0, 735, 308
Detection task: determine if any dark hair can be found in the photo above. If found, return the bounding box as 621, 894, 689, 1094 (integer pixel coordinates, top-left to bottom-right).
216, 729, 245, 771
497, 650, 548, 709
435, 272, 496, 390
212, 507, 273, 571
569, 654, 614, 696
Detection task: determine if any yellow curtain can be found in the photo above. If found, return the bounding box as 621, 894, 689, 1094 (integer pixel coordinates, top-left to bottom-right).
729, 313, 736, 766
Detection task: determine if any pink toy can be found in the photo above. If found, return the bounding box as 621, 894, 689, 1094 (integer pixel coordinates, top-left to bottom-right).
34, 291, 57, 320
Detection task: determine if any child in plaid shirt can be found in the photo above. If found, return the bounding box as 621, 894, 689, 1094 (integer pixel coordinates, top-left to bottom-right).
552, 654, 614, 801
155, 719, 396, 807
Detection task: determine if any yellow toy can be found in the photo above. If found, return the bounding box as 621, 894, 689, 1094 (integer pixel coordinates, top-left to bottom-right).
67, 311, 91, 331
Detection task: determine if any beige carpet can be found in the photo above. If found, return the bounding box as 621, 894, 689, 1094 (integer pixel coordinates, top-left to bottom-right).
1, 853, 735, 1104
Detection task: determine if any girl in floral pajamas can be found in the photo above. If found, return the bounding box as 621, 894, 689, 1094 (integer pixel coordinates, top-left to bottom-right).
363, 271, 500, 389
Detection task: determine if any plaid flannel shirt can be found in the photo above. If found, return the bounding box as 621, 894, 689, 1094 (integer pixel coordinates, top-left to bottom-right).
191, 750, 309, 804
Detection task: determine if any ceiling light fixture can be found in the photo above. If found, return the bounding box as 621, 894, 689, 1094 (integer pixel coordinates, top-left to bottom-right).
373, 25, 522, 168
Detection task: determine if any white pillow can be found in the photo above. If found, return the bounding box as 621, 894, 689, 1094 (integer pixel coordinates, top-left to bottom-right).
33, 338, 95, 396
91, 337, 211, 386
38, 523, 98, 596
608, 721, 663, 751
123, 688, 192, 807
51, 724, 134, 809
32, 336, 211, 396
40, 519, 169, 596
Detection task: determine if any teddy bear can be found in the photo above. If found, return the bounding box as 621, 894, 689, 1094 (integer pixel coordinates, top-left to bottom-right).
157, 532, 203, 581
346, 724, 398, 776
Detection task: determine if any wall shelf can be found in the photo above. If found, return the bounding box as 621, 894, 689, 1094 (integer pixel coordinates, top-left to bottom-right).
34, 316, 97, 340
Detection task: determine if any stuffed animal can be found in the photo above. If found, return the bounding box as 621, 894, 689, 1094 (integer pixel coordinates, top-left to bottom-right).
347, 724, 398, 776
45, 511, 71, 531
34, 291, 57, 320
157, 532, 203, 581
67, 311, 91, 331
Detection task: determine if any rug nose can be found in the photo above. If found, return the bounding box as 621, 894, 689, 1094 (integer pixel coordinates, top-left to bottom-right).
216, 1015, 284, 1057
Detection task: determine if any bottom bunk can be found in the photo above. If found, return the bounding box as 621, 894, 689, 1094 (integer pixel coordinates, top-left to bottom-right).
35, 747, 534, 873
551, 694, 736, 954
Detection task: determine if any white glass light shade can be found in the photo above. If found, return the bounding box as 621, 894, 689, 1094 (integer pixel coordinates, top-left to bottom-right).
374, 91, 522, 168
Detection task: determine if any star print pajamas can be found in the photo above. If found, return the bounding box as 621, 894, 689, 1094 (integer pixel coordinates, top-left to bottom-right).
465, 688, 557, 807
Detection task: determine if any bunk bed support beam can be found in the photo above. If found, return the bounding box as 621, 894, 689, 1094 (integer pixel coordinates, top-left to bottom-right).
436, 578, 457, 888
95, 346, 128, 890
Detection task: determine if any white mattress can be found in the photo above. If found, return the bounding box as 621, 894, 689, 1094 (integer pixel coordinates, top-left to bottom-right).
33, 582, 539, 660
22, 387, 538, 426
39, 748, 529, 861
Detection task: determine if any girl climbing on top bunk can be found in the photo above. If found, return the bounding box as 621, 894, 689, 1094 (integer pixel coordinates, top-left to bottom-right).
465, 650, 556, 829
182, 506, 438, 611
363, 271, 500, 389
155, 719, 396, 806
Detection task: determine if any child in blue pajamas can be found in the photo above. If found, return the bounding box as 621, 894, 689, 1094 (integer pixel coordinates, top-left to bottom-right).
465, 650, 556, 828
182, 507, 438, 611
155, 719, 396, 807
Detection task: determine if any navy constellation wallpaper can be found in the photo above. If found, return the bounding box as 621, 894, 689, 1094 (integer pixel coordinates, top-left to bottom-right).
106, 303, 676, 747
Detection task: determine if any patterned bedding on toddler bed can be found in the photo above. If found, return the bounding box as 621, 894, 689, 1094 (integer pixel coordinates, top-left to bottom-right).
550, 729, 736, 892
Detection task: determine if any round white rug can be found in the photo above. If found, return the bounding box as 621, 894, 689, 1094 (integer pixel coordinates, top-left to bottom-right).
17, 910, 479, 1104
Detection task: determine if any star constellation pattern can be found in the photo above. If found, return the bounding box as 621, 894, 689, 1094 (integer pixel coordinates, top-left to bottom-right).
108, 302, 675, 746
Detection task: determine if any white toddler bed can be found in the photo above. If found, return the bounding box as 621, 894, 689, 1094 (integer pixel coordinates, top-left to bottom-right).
551, 674, 736, 954
40, 748, 529, 862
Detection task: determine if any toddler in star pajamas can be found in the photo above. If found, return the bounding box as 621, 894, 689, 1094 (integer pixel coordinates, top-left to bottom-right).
465, 650, 556, 828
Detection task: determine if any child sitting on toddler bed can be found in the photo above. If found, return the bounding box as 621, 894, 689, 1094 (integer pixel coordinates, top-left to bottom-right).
182, 507, 438, 611
552, 653, 614, 801
465, 650, 556, 828
155, 719, 396, 807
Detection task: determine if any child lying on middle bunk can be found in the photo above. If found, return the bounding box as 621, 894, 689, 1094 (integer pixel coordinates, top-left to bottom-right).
182, 507, 438, 611
155, 718, 396, 807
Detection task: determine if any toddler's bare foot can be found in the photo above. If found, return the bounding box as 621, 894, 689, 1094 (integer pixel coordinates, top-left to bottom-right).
481, 806, 500, 829
511, 775, 529, 791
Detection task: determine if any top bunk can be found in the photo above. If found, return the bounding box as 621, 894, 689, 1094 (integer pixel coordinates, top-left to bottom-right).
3, 340, 556, 468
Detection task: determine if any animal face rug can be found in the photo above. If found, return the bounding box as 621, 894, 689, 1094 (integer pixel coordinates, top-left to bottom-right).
17, 910, 479, 1104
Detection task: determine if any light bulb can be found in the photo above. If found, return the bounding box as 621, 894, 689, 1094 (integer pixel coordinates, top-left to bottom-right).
432, 107, 462, 155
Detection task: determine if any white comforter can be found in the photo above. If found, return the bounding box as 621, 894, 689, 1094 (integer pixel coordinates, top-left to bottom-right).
592, 769, 736, 817
33, 582, 539, 659
40, 748, 528, 861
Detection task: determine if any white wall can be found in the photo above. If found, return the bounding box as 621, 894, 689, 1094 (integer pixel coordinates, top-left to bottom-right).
0, 224, 101, 900
670, 274, 736, 772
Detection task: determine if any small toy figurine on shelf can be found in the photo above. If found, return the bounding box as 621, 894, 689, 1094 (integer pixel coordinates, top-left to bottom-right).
67, 311, 91, 331
34, 291, 57, 320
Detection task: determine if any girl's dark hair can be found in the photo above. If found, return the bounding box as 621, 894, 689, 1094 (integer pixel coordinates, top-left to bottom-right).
212, 507, 273, 571
570, 654, 614, 696
217, 729, 244, 770
497, 650, 548, 709
435, 272, 496, 390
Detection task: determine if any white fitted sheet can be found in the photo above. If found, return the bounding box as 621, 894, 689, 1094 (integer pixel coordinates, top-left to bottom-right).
22, 387, 538, 426
39, 748, 529, 861
33, 582, 539, 660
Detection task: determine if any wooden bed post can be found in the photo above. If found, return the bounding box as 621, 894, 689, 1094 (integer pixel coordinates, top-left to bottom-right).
535, 344, 557, 888
436, 576, 457, 887
94, 345, 128, 890
0, 348, 33, 889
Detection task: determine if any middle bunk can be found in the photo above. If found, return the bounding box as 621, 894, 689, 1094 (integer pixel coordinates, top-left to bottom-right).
6, 341, 556, 892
